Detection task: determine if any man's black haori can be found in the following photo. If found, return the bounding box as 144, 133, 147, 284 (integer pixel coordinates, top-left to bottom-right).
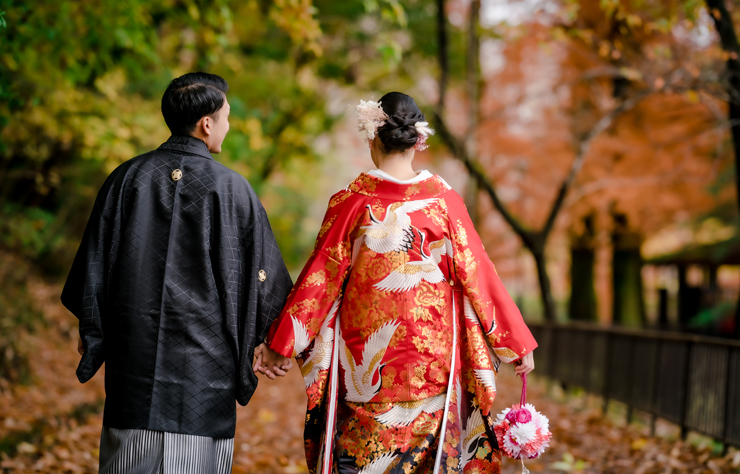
61, 135, 292, 438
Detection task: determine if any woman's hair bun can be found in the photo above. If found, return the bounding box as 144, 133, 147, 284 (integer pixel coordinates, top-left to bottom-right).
377, 92, 425, 152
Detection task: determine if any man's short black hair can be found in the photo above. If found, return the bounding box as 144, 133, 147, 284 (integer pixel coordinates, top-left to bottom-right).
161, 72, 229, 136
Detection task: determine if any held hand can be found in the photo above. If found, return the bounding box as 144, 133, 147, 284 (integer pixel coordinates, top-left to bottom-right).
77, 337, 85, 356
514, 352, 534, 376
252, 343, 269, 377
254, 344, 292, 380
253, 343, 265, 361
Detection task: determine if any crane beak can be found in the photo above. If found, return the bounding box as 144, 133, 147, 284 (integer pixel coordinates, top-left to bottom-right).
366, 204, 379, 224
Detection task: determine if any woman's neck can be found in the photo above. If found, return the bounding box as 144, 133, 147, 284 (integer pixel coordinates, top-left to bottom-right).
375, 153, 417, 181
377, 163, 417, 181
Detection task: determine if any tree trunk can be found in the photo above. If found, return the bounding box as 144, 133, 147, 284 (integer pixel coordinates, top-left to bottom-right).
612, 245, 645, 326
569, 217, 598, 321
464, 0, 480, 226
676, 264, 703, 328
465, 178, 479, 227
436, 0, 448, 113
612, 217, 645, 326
705, 0, 740, 338
570, 247, 597, 321
532, 244, 557, 322
658, 288, 669, 327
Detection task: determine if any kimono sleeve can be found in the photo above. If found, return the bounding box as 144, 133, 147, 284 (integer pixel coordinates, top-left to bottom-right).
217, 182, 293, 406
251, 204, 294, 347
61, 192, 113, 383
447, 192, 537, 363
266, 190, 354, 359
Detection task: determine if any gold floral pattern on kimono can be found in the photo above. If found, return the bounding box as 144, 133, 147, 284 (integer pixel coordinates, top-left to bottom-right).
267, 172, 537, 474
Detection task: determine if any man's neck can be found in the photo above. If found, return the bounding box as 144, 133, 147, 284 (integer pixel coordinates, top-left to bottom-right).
188, 132, 209, 147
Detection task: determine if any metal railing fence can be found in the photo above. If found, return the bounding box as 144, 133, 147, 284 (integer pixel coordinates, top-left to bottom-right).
528, 322, 740, 448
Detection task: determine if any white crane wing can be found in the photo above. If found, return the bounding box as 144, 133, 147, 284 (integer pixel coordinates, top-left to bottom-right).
358, 452, 398, 474
338, 329, 363, 401
374, 393, 446, 427
374, 261, 444, 292
474, 369, 497, 391
302, 298, 340, 387
461, 408, 485, 468
463, 295, 480, 326
360, 320, 400, 373
291, 316, 311, 356
373, 266, 424, 292
422, 393, 447, 414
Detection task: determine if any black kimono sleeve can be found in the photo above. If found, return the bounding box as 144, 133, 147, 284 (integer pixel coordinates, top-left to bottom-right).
213, 182, 293, 406
61, 190, 115, 383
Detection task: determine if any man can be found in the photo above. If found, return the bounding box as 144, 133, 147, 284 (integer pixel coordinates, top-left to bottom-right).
62, 72, 293, 473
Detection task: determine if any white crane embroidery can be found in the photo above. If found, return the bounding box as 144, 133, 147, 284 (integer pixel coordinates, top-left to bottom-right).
291, 316, 311, 358
339, 320, 400, 403
352, 199, 438, 264
357, 452, 398, 474
297, 298, 340, 388
461, 408, 485, 469
374, 393, 447, 427
473, 338, 501, 393
373, 231, 452, 292
463, 294, 496, 336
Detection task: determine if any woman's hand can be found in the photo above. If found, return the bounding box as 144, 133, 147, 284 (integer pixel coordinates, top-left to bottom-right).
77, 337, 85, 356
253, 343, 292, 380
514, 352, 534, 376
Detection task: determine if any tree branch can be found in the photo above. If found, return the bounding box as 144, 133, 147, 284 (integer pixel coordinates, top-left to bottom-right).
436, 0, 448, 115
432, 111, 536, 249
541, 91, 650, 238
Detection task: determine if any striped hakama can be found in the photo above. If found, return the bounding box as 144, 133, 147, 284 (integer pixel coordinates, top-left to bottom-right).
99, 427, 234, 474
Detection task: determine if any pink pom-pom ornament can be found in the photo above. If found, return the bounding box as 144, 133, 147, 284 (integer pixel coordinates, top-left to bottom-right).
494, 374, 552, 473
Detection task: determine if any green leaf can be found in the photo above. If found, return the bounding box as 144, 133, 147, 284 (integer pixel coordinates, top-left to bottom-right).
378, 40, 402, 69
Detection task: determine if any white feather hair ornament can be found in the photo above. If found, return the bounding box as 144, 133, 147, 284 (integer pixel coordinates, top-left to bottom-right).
413, 121, 435, 151
356, 99, 389, 142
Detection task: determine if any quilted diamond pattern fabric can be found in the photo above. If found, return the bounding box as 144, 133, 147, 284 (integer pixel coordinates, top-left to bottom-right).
61, 135, 293, 438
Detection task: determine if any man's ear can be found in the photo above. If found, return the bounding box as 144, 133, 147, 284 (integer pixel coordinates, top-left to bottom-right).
194, 116, 212, 137
201, 116, 212, 137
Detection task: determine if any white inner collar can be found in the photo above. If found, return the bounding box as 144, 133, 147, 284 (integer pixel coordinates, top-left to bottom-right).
368, 169, 433, 184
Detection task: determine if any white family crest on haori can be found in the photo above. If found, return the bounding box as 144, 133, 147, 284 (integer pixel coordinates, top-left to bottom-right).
374, 231, 453, 292
293, 298, 340, 388
352, 199, 437, 264
357, 452, 398, 474
461, 408, 486, 469
374, 393, 446, 427
339, 320, 400, 403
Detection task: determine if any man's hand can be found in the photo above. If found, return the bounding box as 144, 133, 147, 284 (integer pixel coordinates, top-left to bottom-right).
253, 343, 292, 380
514, 352, 534, 376
77, 337, 85, 356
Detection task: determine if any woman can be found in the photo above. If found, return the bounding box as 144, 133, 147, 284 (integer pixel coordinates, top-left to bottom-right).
262, 92, 537, 474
